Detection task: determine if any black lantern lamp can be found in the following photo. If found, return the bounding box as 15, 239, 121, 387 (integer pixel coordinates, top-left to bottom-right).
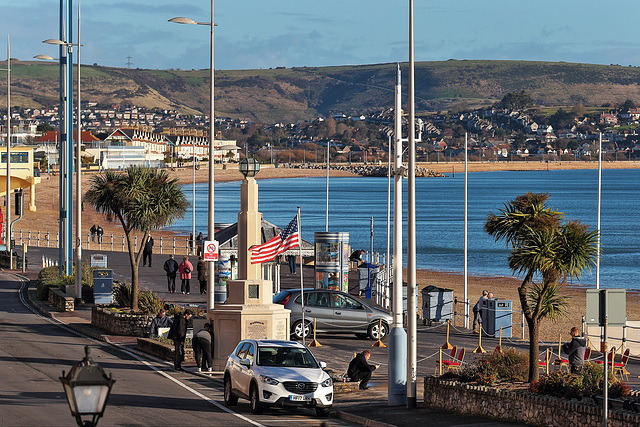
60, 346, 115, 427
239, 157, 260, 178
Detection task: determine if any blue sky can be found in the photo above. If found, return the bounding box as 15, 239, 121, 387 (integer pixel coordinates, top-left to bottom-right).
4, 0, 640, 70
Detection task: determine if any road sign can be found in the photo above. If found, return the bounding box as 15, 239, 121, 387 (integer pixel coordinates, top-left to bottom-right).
204, 240, 219, 261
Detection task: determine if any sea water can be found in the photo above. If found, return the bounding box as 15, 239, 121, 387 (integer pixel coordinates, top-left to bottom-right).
170, 168, 640, 290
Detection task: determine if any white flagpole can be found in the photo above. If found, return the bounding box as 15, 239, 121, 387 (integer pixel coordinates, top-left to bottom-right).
298, 206, 305, 346
464, 133, 468, 328
596, 133, 602, 289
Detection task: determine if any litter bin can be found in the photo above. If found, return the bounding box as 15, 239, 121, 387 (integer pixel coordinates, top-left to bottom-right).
358, 262, 379, 298
93, 269, 113, 304
90, 254, 108, 268
484, 298, 512, 337
421, 285, 454, 324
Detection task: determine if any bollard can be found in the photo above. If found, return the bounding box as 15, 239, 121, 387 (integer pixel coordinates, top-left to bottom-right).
372, 318, 386, 348
438, 347, 443, 376
496, 327, 502, 353
473, 320, 486, 353
308, 318, 322, 347
442, 320, 453, 349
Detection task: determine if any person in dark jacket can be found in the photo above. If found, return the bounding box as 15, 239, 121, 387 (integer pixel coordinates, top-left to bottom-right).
169, 309, 193, 371
562, 326, 587, 373
90, 224, 97, 242
197, 256, 208, 294
149, 308, 173, 337
163, 254, 179, 293
347, 350, 379, 390
143, 235, 154, 267
96, 225, 104, 243
193, 322, 213, 372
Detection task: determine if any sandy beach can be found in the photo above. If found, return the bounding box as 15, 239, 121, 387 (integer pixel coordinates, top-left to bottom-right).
17, 160, 640, 342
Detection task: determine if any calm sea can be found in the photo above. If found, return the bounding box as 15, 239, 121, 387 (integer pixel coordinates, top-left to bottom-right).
170, 169, 640, 290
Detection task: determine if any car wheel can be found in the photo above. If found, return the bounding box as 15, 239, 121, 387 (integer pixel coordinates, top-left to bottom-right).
315, 406, 331, 417
224, 375, 238, 406
355, 333, 368, 339
291, 320, 312, 340
250, 384, 264, 414
367, 321, 389, 340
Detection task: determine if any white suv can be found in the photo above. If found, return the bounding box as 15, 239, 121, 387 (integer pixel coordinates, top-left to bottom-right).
223, 339, 333, 417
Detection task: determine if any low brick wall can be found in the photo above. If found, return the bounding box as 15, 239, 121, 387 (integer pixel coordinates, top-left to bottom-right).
423, 376, 640, 427
48, 288, 74, 312
91, 306, 154, 336
137, 337, 193, 362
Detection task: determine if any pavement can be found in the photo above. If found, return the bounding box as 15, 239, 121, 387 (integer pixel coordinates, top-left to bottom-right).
18, 246, 636, 426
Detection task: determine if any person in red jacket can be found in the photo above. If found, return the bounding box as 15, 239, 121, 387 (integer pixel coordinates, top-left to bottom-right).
179, 256, 193, 295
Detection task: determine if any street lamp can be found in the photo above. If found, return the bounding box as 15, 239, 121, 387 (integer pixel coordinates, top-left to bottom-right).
59, 346, 115, 427
239, 157, 260, 178
169, 3, 216, 310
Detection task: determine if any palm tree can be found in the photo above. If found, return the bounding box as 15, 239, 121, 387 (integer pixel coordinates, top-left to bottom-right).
85, 166, 189, 311
485, 192, 598, 382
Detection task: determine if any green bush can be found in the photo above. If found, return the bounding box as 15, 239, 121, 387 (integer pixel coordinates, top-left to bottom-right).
36, 264, 95, 301
530, 362, 630, 399
454, 347, 529, 385
113, 281, 132, 307
139, 290, 165, 315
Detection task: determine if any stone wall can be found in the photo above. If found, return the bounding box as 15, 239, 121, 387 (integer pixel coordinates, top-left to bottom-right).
91, 306, 154, 336
423, 376, 640, 427
48, 288, 74, 312
137, 337, 193, 362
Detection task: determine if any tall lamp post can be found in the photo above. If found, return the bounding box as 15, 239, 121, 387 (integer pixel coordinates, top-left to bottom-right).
3, 36, 11, 264
169, 3, 216, 310
43, 36, 78, 277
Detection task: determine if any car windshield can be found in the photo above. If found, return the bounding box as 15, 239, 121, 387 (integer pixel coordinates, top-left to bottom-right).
257, 346, 320, 368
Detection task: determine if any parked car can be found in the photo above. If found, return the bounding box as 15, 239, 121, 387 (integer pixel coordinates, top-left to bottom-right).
223, 339, 333, 417
273, 289, 392, 341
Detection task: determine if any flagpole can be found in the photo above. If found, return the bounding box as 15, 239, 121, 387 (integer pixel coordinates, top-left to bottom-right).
298, 206, 305, 346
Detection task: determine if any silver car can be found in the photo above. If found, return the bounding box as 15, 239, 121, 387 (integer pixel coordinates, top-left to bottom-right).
273, 289, 392, 341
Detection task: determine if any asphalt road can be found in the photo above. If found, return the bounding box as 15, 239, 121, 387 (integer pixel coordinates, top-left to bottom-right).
0, 272, 352, 426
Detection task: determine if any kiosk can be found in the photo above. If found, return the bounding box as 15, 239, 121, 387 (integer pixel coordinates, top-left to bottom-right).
314, 231, 349, 293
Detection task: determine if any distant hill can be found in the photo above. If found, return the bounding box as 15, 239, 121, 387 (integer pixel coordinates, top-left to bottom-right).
3, 59, 640, 123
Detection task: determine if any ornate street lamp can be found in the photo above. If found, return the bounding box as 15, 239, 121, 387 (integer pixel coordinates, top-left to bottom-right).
238, 157, 260, 178
59, 346, 115, 427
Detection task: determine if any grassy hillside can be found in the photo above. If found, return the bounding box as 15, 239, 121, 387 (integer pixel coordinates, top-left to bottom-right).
2, 59, 640, 122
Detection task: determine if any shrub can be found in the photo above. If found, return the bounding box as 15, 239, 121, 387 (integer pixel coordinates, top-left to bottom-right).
113, 281, 133, 307
139, 290, 165, 315
530, 362, 630, 398
457, 347, 528, 385
36, 264, 95, 301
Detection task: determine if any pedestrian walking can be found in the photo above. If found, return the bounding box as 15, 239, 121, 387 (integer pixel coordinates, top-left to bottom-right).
196, 232, 204, 257
472, 290, 488, 333
197, 256, 207, 294
193, 322, 213, 372
179, 256, 193, 294
287, 254, 296, 274
168, 309, 192, 371
96, 225, 104, 243
163, 254, 179, 293
143, 235, 154, 267
90, 224, 97, 242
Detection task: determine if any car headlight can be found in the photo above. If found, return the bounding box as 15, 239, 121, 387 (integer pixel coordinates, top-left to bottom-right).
260, 375, 280, 386
320, 377, 333, 388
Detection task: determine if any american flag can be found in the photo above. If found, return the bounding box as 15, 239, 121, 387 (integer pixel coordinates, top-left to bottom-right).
250, 216, 300, 264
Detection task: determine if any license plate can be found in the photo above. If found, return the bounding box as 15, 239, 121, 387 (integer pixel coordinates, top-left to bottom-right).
289, 395, 312, 402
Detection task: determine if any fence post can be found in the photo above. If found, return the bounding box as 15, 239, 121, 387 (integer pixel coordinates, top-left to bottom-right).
87, 233, 90, 251
135, 235, 138, 253
122, 235, 125, 252
160, 236, 163, 255
522, 312, 526, 340
453, 297, 458, 327
28, 230, 31, 246
47, 231, 50, 248
56, 232, 59, 248
173, 237, 176, 255
110, 234, 114, 251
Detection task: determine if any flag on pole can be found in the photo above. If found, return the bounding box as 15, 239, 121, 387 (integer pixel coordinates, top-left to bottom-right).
250, 216, 300, 264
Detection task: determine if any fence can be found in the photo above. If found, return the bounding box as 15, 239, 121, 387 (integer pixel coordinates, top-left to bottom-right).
12, 228, 198, 256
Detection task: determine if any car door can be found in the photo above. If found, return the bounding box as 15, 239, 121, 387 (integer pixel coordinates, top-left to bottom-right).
236, 342, 255, 397
331, 293, 369, 333
301, 291, 334, 332
230, 342, 249, 394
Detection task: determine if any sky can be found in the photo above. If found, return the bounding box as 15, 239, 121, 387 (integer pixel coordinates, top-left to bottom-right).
4, 0, 640, 71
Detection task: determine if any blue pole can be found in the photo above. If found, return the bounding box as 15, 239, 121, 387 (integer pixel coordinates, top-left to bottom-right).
65, 0, 74, 276
58, 0, 65, 275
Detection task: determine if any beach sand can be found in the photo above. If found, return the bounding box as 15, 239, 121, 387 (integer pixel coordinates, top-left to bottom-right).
18, 161, 640, 342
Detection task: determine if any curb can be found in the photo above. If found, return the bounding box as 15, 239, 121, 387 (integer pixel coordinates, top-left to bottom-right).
333, 411, 397, 427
